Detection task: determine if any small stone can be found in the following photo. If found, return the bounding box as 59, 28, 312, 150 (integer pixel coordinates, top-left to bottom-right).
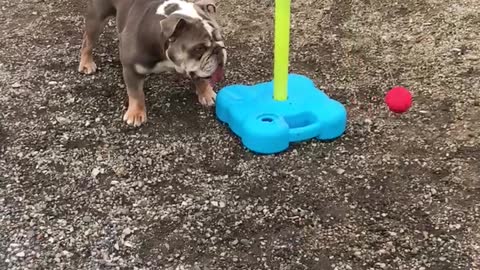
378, 249, 388, 255
55, 116, 70, 125
377, 263, 386, 269
82, 216, 92, 223
211, 201, 219, 207
388, 231, 397, 237
62, 251, 73, 258
336, 168, 345, 175
16, 251, 25, 257
122, 228, 133, 237
240, 239, 249, 246
124, 241, 134, 248
12, 82, 21, 88
452, 224, 461, 230
91, 167, 101, 178
114, 166, 128, 177
219, 201, 226, 208
66, 95, 75, 104
439, 257, 446, 261
58, 219, 67, 226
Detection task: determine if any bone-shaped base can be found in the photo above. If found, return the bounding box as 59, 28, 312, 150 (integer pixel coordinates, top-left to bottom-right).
215, 74, 347, 154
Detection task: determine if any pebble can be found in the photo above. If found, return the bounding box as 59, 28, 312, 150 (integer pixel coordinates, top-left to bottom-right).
124, 241, 134, 248
82, 215, 92, 223
55, 116, 70, 125
91, 167, 102, 178
451, 224, 461, 230
16, 251, 25, 257
62, 251, 73, 258
122, 228, 133, 237
376, 263, 386, 269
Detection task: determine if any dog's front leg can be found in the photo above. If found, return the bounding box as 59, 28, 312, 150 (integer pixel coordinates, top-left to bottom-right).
122, 67, 147, 126
194, 79, 216, 107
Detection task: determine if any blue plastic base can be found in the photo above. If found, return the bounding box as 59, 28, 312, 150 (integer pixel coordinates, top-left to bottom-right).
215, 74, 347, 154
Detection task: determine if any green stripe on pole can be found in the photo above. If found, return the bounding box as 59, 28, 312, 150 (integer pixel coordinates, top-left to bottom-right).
273, 0, 291, 101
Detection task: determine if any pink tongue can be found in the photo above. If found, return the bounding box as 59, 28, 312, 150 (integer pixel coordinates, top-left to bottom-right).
209, 67, 224, 87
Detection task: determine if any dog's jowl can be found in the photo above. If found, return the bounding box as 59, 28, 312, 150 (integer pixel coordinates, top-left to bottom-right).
78, 0, 227, 127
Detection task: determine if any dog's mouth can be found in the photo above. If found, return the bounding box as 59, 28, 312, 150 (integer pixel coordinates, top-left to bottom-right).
192, 66, 224, 86
190, 65, 224, 86
209, 66, 224, 86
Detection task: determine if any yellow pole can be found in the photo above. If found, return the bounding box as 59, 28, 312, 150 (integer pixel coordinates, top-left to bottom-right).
273, 0, 290, 101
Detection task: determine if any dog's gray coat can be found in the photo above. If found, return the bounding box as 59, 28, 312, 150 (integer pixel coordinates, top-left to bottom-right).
78, 0, 226, 126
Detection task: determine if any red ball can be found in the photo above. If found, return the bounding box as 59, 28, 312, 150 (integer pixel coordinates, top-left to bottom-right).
385, 86, 412, 113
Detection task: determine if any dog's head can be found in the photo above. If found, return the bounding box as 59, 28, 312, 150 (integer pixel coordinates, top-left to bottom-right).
160, 0, 226, 85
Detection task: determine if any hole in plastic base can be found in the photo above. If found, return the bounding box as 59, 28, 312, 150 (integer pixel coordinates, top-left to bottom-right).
261, 117, 273, 123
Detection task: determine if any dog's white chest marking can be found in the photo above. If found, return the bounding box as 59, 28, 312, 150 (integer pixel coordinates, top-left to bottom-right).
134, 60, 184, 75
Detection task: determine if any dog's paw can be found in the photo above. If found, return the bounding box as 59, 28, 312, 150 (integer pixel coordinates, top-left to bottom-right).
78, 60, 97, 74
198, 87, 217, 107
123, 105, 147, 127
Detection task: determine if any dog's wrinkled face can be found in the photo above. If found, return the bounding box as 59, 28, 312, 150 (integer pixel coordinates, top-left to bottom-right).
159, 0, 226, 84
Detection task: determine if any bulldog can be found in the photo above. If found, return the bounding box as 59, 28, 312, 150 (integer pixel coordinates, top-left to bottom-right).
78, 0, 227, 126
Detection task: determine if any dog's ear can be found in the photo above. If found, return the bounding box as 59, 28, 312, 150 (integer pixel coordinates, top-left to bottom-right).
195, 0, 217, 14
160, 15, 190, 41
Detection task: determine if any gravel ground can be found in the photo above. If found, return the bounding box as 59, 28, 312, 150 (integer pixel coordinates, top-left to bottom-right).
1, 0, 479, 269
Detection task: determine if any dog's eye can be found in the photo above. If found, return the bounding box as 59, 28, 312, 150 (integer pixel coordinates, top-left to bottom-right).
191, 45, 207, 60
